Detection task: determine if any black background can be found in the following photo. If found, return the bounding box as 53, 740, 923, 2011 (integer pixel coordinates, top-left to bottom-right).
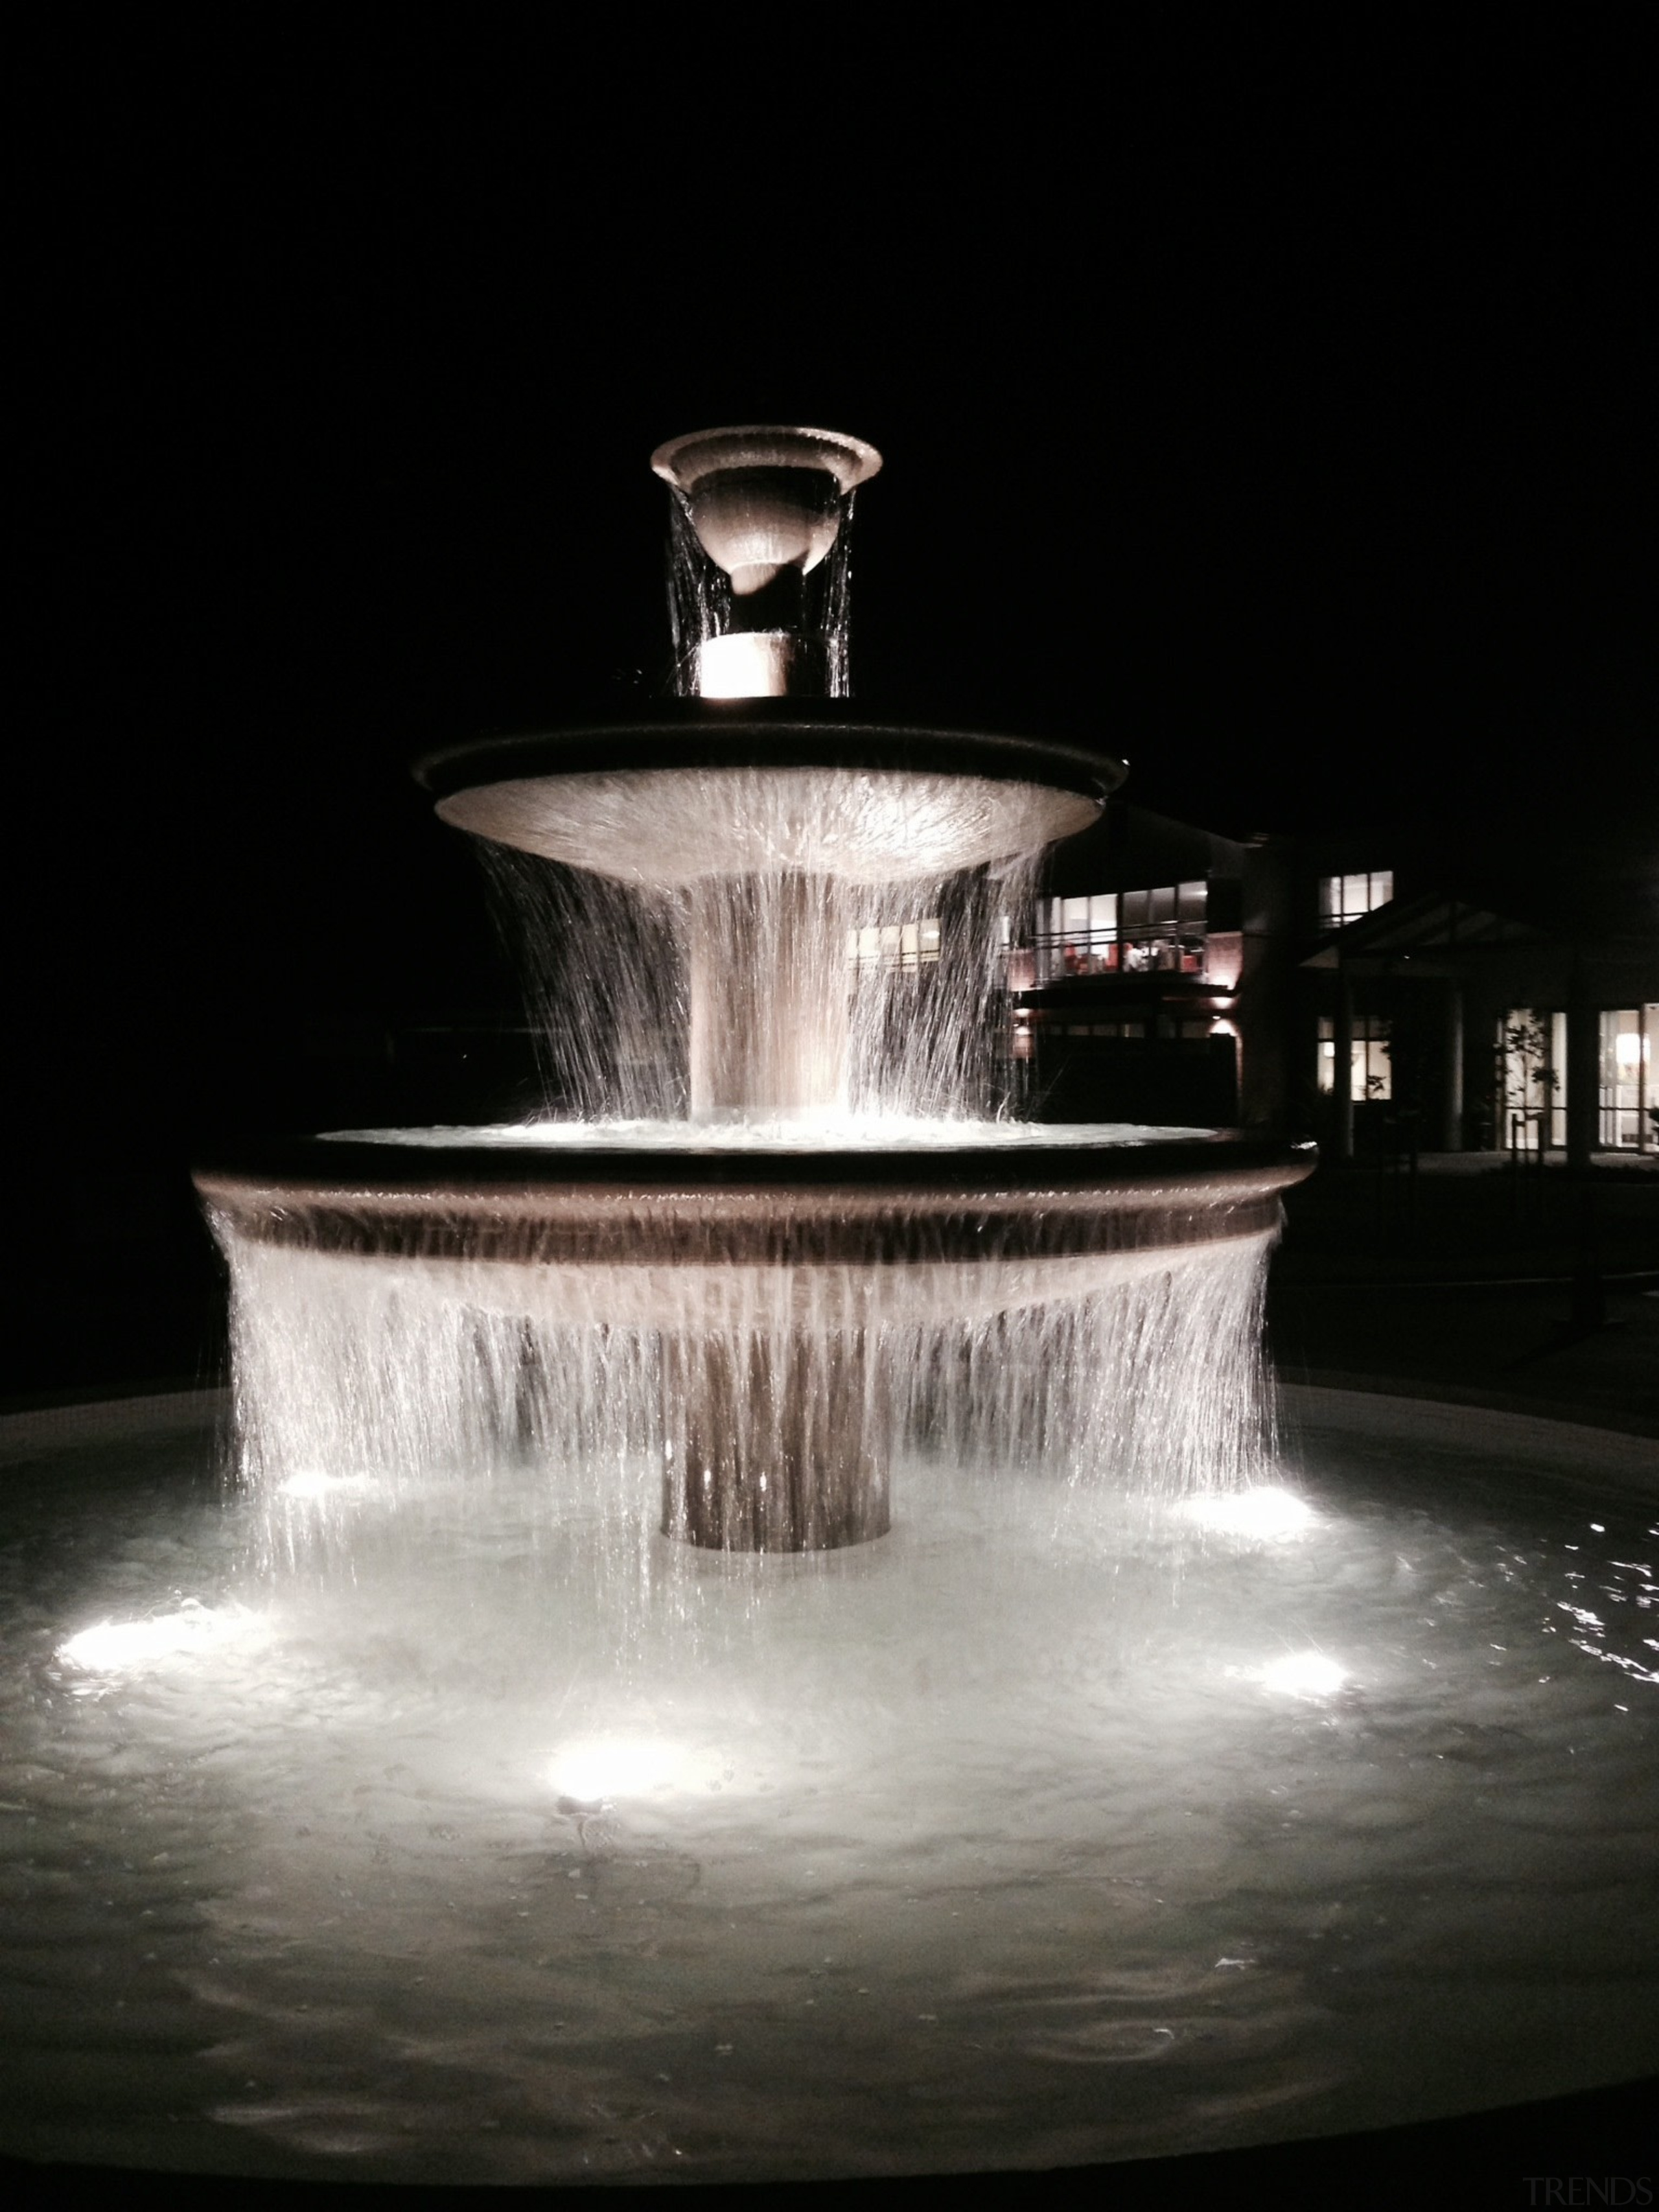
10, 18, 1656, 1389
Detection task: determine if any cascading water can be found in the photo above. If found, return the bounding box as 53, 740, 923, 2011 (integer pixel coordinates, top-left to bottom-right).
474, 795, 1045, 1124
4, 429, 1654, 2189
209, 1130, 1281, 1576
200, 428, 1307, 1558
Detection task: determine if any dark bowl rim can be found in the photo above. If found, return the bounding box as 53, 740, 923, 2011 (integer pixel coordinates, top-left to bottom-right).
413, 704, 1128, 808
193, 1130, 1317, 1200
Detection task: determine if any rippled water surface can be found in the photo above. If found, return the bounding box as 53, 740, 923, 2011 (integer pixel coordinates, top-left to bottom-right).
1, 1387, 1655, 2185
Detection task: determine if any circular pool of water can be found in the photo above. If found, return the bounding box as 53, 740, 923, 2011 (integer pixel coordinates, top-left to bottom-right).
1, 1386, 1654, 2186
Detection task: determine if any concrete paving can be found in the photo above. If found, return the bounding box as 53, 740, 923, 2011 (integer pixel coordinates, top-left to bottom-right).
1269, 1152, 1659, 1436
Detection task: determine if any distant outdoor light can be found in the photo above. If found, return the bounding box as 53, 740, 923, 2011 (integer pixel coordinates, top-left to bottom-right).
651, 426, 883, 597
1614, 1030, 1643, 1068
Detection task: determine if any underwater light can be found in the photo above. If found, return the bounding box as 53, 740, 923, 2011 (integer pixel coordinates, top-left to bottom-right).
1259, 1651, 1350, 1699
1180, 1486, 1317, 1540
58, 1600, 263, 1675
276, 1469, 375, 1500
550, 1735, 698, 1806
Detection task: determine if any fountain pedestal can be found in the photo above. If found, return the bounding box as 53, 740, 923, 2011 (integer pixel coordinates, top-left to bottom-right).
663, 1328, 888, 1550
686, 872, 850, 1121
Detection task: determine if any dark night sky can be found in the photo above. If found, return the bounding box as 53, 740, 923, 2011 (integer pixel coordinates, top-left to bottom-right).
14, 19, 1657, 1110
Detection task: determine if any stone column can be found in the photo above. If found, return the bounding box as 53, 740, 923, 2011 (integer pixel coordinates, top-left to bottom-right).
1565, 951, 1599, 1173
1441, 981, 1465, 1150
1236, 839, 1292, 1128
675, 874, 881, 1550
661, 1328, 890, 1551
686, 872, 851, 1121
1565, 953, 1605, 1327
1334, 962, 1356, 1163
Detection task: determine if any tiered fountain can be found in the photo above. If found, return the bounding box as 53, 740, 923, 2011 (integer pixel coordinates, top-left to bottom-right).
3, 432, 1654, 2195
196, 426, 1311, 1557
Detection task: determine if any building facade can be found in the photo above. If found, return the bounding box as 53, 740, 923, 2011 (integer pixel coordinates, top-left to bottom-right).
1008, 803, 1658, 1158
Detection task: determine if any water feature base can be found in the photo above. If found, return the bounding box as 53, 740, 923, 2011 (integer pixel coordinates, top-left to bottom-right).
3, 1384, 1655, 2188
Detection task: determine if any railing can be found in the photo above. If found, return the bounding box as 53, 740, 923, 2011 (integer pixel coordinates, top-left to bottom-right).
1019, 927, 1209, 984
1506, 1107, 1564, 1155
848, 920, 942, 973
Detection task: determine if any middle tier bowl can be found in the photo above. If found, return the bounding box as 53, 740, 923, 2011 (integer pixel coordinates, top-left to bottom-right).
196, 1124, 1314, 1331
198, 1126, 1314, 1555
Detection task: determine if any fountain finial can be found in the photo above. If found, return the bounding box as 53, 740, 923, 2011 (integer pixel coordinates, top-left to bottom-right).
652, 426, 883, 697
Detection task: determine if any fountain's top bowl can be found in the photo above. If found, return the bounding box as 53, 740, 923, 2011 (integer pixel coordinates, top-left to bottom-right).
650, 426, 883, 497
650, 426, 884, 598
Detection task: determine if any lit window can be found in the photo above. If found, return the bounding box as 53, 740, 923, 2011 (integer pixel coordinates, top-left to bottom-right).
1318, 870, 1394, 929
1500, 1008, 1566, 1151
848, 916, 942, 973
1599, 1007, 1654, 1153
1317, 1014, 1393, 1100
1032, 883, 1207, 982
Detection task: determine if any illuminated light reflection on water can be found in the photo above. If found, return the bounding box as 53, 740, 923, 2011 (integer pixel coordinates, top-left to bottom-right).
1251, 1651, 1351, 1699
56, 1600, 269, 1678
1177, 1485, 1318, 1542
548, 1736, 701, 1807
1, 1385, 1656, 2187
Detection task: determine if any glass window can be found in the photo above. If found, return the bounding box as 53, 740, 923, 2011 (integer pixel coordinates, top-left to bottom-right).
1036, 892, 1120, 977
1600, 1006, 1655, 1151
1030, 883, 1209, 981
849, 917, 941, 973
1318, 869, 1394, 929
1317, 1013, 1393, 1100
1498, 1008, 1566, 1150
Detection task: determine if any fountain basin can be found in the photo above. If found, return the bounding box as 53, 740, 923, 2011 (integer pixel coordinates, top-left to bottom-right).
3, 1383, 1655, 2188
